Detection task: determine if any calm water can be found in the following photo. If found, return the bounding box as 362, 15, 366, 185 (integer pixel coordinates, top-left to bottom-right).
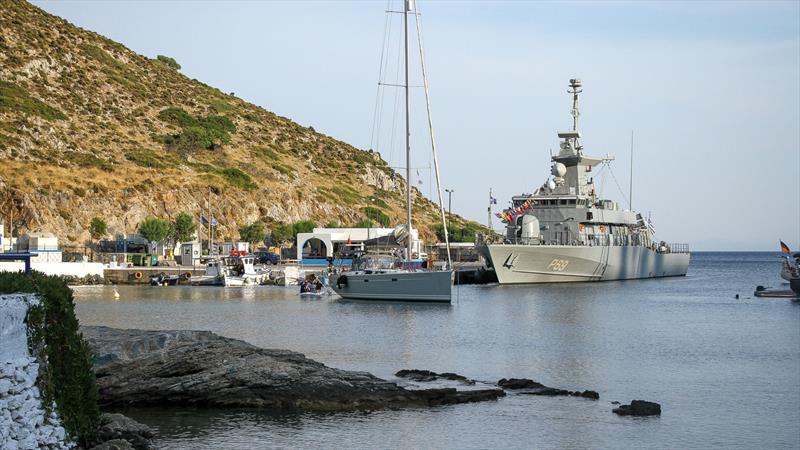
72, 252, 800, 449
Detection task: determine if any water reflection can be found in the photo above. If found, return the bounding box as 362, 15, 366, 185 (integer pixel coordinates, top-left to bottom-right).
71, 253, 800, 449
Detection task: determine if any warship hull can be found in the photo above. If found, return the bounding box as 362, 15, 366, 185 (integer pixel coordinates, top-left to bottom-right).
480, 244, 689, 284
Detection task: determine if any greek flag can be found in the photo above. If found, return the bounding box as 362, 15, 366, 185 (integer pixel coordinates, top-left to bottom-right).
200, 214, 218, 226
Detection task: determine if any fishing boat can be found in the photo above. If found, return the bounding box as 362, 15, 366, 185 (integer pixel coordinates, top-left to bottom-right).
221, 255, 266, 287
188, 256, 265, 287
190, 259, 224, 286
331, 0, 453, 302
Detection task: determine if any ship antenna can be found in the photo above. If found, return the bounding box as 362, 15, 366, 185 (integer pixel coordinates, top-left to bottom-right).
629, 130, 634, 210
568, 78, 582, 131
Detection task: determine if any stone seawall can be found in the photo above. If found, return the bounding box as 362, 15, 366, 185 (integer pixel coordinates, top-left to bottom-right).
0, 294, 71, 449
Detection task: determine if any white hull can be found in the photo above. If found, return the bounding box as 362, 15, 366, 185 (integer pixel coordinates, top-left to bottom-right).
481, 244, 689, 284
223, 273, 265, 287
331, 270, 453, 302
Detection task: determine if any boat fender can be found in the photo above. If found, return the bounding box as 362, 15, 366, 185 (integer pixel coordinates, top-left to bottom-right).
134, 271, 143, 280
182, 272, 192, 280
336, 275, 348, 289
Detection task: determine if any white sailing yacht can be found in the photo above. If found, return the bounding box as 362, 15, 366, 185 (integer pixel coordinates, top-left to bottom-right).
331, 0, 453, 302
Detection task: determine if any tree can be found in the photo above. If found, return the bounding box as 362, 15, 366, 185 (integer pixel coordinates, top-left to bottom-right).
89, 217, 107, 240
173, 212, 197, 242
270, 224, 293, 244
269, 220, 318, 245
138, 217, 171, 244
292, 220, 316, 236
239, 222, 266, 247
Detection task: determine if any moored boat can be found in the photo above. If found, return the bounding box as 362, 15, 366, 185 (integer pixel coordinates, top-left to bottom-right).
479, 79, 690, 284
331, 0, 452, 302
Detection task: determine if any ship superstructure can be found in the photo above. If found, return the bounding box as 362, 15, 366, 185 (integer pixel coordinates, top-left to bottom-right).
479, 79, 689, 284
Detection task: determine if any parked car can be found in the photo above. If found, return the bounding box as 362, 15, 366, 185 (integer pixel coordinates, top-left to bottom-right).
255, 251, 280, 265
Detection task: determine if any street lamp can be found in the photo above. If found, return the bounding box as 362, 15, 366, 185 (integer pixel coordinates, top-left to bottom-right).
445, 189, 454, 239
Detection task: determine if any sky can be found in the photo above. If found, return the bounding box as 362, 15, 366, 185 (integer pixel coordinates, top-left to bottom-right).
32, 0, 800, 251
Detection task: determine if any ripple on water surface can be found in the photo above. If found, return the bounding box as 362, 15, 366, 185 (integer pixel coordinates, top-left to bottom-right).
74, 253, 800, 449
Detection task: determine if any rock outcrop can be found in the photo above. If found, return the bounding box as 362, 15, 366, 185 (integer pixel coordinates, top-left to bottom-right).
612, 400, 662, 416
82, 326, 504, 412
88, 413, 155, 450
497, 378, 599, 399
395, 369, 475, 385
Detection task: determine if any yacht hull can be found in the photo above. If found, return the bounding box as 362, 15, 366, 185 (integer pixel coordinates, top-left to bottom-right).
331, 270, 453, 302
480, 244, 689, 284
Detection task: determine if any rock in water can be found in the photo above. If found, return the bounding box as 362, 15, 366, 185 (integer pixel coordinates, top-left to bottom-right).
497, 378, 599, 400
497, 378, 547, 390
82, 326, 503, 412
395, 369, 475, 384
613, 400, 662, 416
92, 413, 155, 450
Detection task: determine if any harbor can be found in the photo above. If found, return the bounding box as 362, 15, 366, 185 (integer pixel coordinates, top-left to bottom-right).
0, 0, 798, 449
70, 252, 800, 449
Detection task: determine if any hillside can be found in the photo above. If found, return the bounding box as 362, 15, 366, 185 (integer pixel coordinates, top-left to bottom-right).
0, 0, 479, 247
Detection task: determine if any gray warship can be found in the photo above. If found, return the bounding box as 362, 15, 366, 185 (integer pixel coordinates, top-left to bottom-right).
478, 79, 690, 284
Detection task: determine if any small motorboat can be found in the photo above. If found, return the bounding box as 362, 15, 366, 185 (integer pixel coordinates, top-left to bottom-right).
300, 273, 328, 297
150, 272, 179, 286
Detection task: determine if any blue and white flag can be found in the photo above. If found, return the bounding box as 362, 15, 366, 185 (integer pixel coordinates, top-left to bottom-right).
200, 214, 219, 226
490, 196, 497, 205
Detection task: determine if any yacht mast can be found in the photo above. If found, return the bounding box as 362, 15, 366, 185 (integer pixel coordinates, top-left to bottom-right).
413, 1, 451, 269
404, 0, 412, 262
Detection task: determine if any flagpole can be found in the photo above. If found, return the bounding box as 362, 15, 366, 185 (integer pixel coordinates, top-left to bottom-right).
487, 187, 492, 229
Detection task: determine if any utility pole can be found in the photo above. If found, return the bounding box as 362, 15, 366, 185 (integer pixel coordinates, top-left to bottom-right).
445, 189, 454, 239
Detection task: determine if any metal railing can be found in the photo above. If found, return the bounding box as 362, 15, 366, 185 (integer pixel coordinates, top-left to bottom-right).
662, 243, 690, 254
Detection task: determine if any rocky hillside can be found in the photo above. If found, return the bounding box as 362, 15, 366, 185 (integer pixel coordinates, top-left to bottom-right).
0, 0, 473, 246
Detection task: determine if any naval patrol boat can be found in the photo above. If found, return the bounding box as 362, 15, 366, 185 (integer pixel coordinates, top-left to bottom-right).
478, 79, 690, 284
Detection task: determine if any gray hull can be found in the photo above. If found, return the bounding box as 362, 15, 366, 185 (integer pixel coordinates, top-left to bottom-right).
331, 270, 453, 302
481, 244, 689, 284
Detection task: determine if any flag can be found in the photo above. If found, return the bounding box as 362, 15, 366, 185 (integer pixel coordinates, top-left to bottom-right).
490, 196, 497, 205
780, 240, 791, 254
200, 215, 218, 226
416, 169, 423, 185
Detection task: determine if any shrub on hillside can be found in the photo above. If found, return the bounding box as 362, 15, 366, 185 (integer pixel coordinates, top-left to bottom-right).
158, 107, 236, 151
219, 167, 256, 191
155, 54, 181, 70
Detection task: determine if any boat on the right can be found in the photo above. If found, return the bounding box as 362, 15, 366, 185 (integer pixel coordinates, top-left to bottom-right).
478, 79, 690, 284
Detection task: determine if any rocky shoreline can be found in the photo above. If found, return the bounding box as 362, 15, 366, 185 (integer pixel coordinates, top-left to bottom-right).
81, 326, 505, 412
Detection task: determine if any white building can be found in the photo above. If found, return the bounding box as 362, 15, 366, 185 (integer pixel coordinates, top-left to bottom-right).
16, 232, 62, 263
296, 227, 423, 262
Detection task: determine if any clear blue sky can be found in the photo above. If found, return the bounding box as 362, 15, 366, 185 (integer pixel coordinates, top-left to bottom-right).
33, 0, 800, 251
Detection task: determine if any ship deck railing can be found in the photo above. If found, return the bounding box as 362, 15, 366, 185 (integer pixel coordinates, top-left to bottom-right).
660, 243, 689, 254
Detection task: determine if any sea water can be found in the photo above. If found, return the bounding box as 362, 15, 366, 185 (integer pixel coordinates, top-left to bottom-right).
72, 252, 800, 449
